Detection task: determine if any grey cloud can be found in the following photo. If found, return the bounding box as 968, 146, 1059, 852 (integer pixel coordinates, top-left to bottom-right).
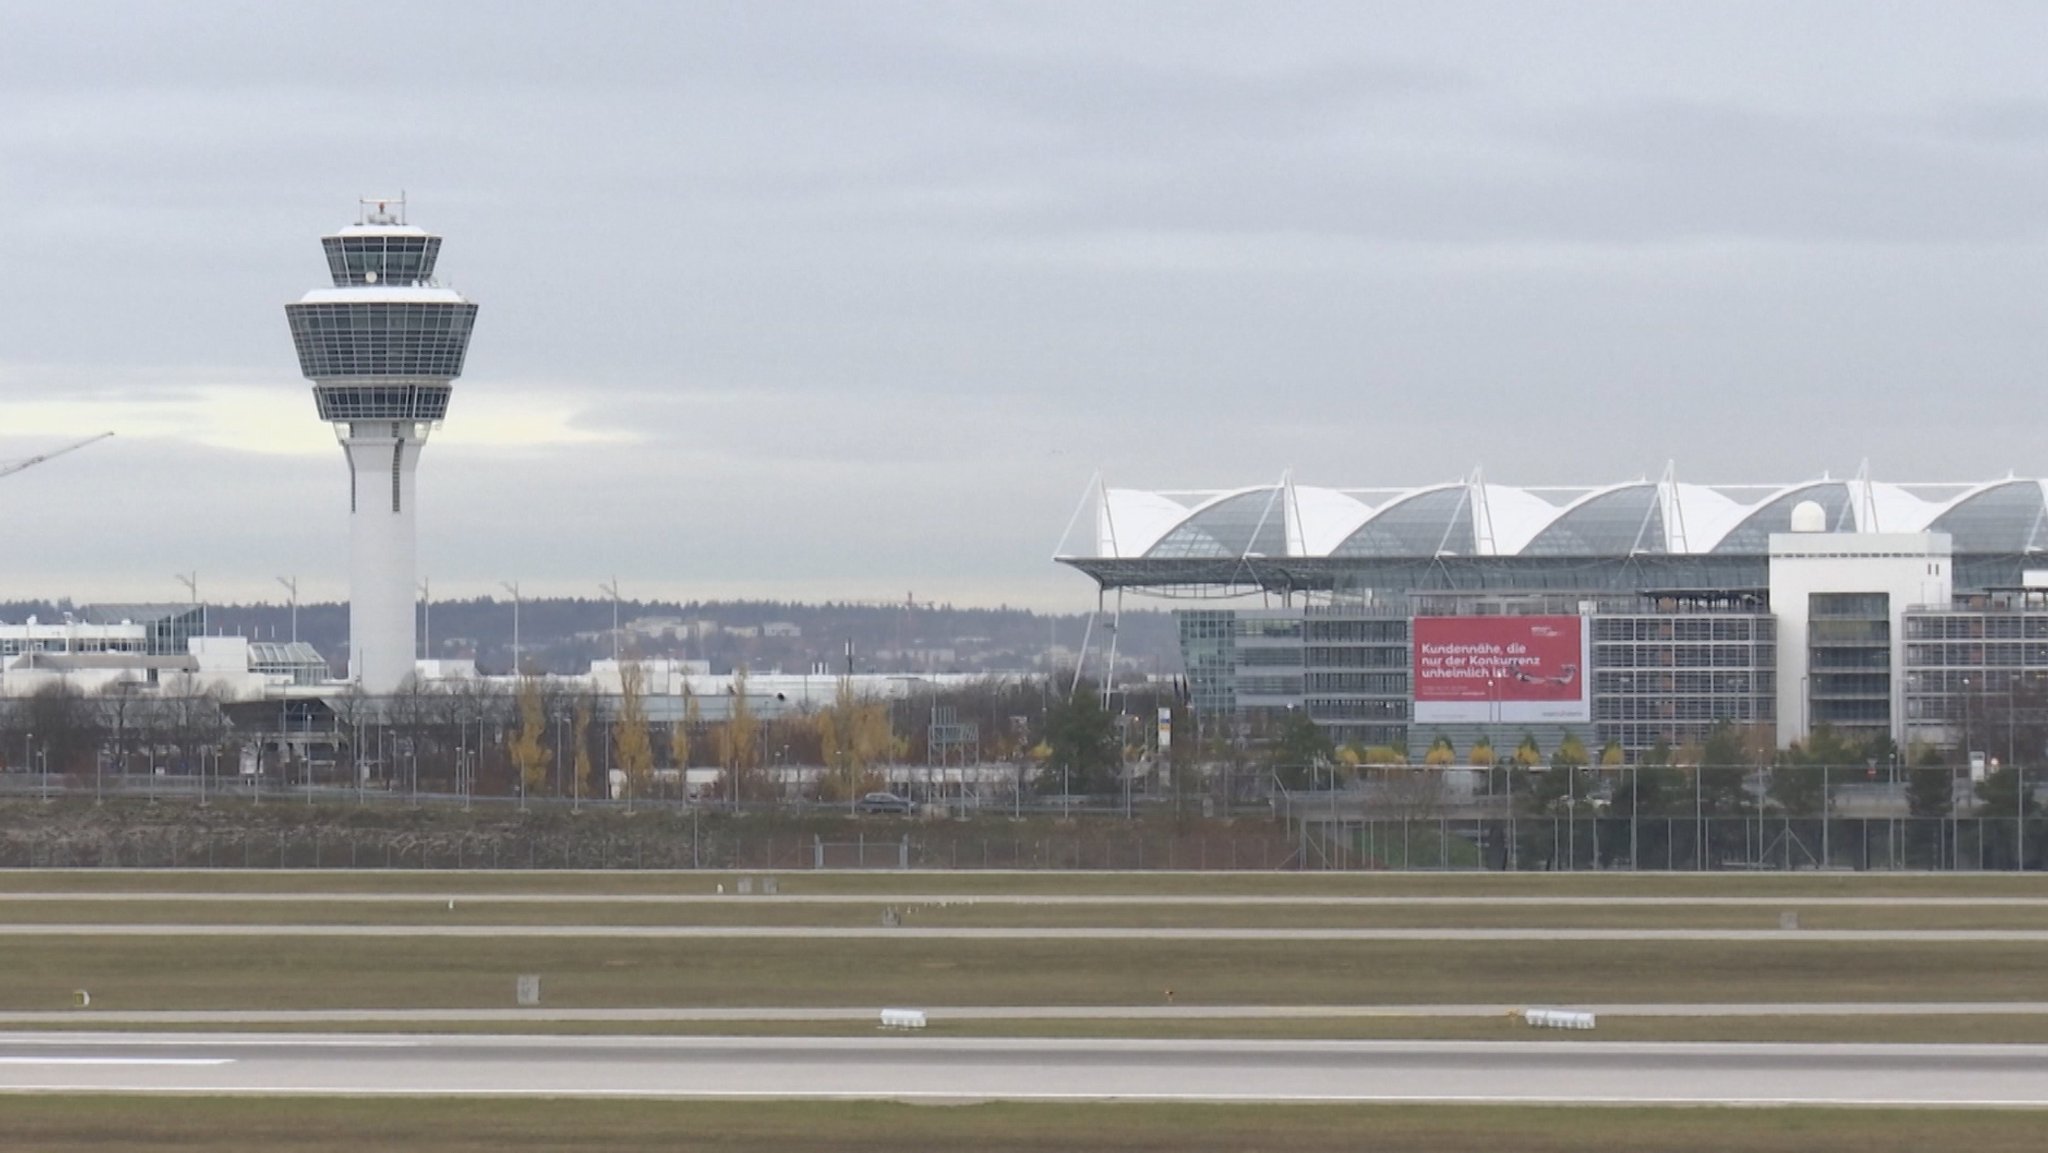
5, 1, 2048, 611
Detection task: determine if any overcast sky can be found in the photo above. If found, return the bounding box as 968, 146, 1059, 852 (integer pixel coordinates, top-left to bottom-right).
3, 1, 2046, 611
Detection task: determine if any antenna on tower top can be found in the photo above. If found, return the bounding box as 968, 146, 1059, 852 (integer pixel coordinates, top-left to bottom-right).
357, 193, 408, 226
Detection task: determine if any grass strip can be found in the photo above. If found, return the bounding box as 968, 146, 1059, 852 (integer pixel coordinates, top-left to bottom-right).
1, 1096, 2045, 1152
9, 936, 2048, 1012
10, 1014, 2048, 1044
2, 868, 2044, 899
6, 899, 2048, 930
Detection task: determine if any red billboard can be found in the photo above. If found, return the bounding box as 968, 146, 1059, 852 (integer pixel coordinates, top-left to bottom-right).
1412, 615, 1590, 724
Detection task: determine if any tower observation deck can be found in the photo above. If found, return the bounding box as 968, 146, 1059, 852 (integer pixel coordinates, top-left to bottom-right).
285, 196, 479, 693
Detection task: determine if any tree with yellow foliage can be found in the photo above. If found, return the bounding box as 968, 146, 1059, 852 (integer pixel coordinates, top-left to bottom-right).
614, 661, 654, 800
508, 674, 547, 803
715, 667, 762, 803
818, 677, 894, 804
670, 681, 697, 775
571, 693, 594, 805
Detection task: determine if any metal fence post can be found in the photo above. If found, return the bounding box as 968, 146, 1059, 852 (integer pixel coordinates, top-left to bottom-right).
1826, 765, 1843, 868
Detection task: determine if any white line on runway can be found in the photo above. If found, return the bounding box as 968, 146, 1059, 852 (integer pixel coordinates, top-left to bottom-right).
0, 1085, 2040, 1107
0, 1058, 234, 1066
0, 1037, 419, 1048
6, 1001, 2048, 1026
2, 924, 2045, 941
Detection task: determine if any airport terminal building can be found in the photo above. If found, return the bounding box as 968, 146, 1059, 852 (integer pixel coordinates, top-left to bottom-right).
1057, 473, 2048, 761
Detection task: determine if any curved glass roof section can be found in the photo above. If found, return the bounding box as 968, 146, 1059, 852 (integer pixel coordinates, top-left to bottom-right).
1291, 486, 1375, 554
1523, 484, 1664, 556
1095, 489, 1196, 557
1483, 485, 1567, 554
1330, 486, 1474, 557
1079, 475, 2048, 563
1929, 480, 2048, 553
1709, 482, 1853, 554
1144, 489, 1288, 559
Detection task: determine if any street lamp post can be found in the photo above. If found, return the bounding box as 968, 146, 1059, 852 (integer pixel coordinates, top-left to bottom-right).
1959, 676, 1972, 871
501, 580, 521, 674
599, 578, 621, 661
1629, 760, 1639, 870
276, 575, 298, 644
1485, 677, 1500, 798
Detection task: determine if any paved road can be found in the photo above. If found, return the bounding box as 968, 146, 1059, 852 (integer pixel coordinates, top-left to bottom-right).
3, 1002, 2048, 1026
0, 1033, 2044, 1105
3, 923, 2047, 941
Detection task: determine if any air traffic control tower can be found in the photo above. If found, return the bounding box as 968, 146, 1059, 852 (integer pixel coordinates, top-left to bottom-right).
285, 197, 479, 694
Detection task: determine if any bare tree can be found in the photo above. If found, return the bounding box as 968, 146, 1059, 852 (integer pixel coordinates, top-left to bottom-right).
327, 682, 372, 787
97, 682, 150, 777
385, 675, 442, 794
20, 683, 98, 777
152, 677, 229, 786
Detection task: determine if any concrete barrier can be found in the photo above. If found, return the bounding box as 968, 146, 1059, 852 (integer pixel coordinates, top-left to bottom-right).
879, 1008, 927, 1030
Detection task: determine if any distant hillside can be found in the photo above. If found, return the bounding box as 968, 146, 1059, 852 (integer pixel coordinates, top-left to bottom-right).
3, 598, 1182, 679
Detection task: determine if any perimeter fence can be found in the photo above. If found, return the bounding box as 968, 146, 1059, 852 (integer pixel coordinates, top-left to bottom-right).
0, 806, 2040, 871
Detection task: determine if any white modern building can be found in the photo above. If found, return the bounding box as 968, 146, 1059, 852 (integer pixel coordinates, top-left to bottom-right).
1059, 471, 2048, 759
284, 196, 480, 695
0, 604, 326, 700
1767, 514, 1952, 748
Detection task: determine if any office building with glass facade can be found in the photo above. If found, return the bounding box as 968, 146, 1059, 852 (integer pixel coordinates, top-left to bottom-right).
1060, 473, 2048, 761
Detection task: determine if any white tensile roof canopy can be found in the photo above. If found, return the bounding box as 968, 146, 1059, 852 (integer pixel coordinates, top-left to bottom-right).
1061, 473, 2048, 560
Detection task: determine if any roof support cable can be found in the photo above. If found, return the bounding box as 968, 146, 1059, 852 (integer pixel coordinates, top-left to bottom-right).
1468, 466, 1497, 556
1069, 596, 1099, 698
1659, 461, 1688, 554
1053, 470, 1102, 560
1434, 481, 1472, 558
1099, 588, 1124, 711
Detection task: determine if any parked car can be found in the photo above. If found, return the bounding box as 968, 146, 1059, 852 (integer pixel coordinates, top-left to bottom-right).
855, 791, 914, 815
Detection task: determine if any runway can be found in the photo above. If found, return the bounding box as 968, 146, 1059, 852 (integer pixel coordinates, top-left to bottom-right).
3, 922, 2047, 941
1, 1032, 2044, 1105
3, 1001, 2048, 1026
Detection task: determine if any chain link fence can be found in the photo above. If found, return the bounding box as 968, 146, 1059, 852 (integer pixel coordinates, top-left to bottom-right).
0, 763, 2039, 870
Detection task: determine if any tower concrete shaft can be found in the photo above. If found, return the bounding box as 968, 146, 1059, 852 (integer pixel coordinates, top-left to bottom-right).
284, 196, 479, 694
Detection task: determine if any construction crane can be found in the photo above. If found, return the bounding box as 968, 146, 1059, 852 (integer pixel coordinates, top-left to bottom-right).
0, 432, 114, 482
